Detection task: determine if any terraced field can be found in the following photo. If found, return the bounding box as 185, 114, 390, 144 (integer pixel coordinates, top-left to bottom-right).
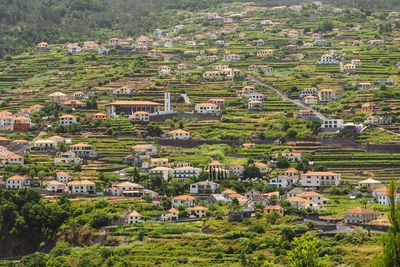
313, 147, 400, 183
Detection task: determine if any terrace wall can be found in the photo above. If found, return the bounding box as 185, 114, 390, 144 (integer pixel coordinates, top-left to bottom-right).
155, 136, 400, 152
150, 112, 222, 122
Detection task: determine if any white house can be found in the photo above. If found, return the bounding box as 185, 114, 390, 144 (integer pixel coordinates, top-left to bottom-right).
6, 176, 31, 189
132, 144, 158, 160
126, 210, 143, 224
303, 95, 318, 105
318, 54, 339, 64
159, 66, 171, 76
46, 180, 67, 193
254, 162, 270, 174
54, 151, 82, 164
0, 150, 24, 165
59, 115, 77, 126
149, 166, 173, 181
257, 50, 274, 57
166, 129, 191, 140
300, 171, 341, 187
297, 191, 329, 206
225, 54, 241, 61
69, 143, 97, 158
160, 208, 179, 221
109, 181, 144, 197
56, 172, 70, 183
321, 119, 344, 129
68, 43, 81, 53
351, 59, 361, 67
248, 100, 263, 110
282, 152, 302, 162
245, 92, 265, 101
341, 63, 356, 72
188, 206, 208, 218
113, 87, 132, 96
49, 92, 68, 103
229, 164, 244, 176
269, 175, 299, 188
358, 178, 382, 191
318, 89, 336, 102
300, 88, 318, 98
130, 111, 150, 122
344, 208, 376, 224
171, 195, 196, 208
67, 180, 96, 195
195, 103, 220, 114
173, 166, 201, 180
32, 139, 57, 150
190, 180, 220, 195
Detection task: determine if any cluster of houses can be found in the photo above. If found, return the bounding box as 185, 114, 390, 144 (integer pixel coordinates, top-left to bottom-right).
298, 87, 337, 106
202, 65, 243, 80
0, 150, 24, 165
28, 135, 98, 161
5, 0, 397, 231
0, 108, 35, 132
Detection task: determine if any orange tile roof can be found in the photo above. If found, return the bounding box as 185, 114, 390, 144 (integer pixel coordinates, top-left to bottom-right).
255, 162, 268, 168
263, 191, 279, 198
287, 196, 306, 203
106, 101, 162, 106
168, 208, 179, 213
265, 205, 283, 211
286, 167, 299, 173
190, 205, 208, 211
223, 188, 237, 194
297, 191, 323, 198
209, 160, 223, 166
70, 143, 92, 147
303, 171, 339, 176
67, 180, 95, 186
8, 175, 29, 181
128, 210, 142, 217
196, 103, 218, 107
346, 207, 375, 215
168, 129, 189, 134
172, 195, 195, 201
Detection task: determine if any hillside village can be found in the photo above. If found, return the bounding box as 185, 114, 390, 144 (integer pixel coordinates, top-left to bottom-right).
1, 1, 400, 266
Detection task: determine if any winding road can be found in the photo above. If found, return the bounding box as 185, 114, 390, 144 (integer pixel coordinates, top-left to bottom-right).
245, 75, 328, 121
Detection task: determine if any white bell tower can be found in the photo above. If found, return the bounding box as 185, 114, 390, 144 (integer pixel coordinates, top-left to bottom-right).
164, 87, 171, 113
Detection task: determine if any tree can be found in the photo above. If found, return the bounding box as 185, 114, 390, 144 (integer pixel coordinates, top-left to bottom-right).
269, 195, 278, 205
56, 141, 68, 152
286, 128, 298, 139
266, 212, 279, 224
86, 96, 97, 109
243, 166, 262, 179
229, 198, 241, 212
374, 178, 400, 266
132, 167, 141, 183
38, 170, 47, 187
276, 156, 290, 168
145, 122, 163, 137
90, 211, 110, 228
318, 21, 334, 32
287, 232, 330, 267
22, 252, 47, 267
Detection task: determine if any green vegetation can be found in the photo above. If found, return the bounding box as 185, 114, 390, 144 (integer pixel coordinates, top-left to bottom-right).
0, 0, 235, 58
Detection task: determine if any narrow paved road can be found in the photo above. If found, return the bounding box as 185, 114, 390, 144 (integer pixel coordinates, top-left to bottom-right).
379, 127, 400, 136
245, 75, 327, 121
180, 93, 190, 104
